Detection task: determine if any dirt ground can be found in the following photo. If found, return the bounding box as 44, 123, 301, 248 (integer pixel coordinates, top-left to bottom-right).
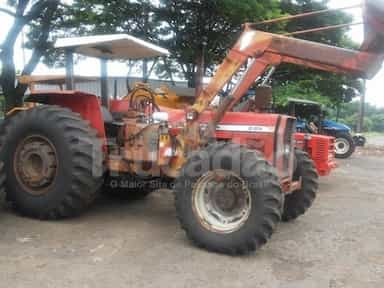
367, 134, 384, 147
0, 150, 383, 288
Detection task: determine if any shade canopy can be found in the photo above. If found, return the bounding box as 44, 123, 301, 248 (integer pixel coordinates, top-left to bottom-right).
55, 34, 170, 60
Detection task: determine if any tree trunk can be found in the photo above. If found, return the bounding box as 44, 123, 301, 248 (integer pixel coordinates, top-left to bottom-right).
336, 103, 341, 122
163, 57, 175, 85
357, 80, 366, 133
0, 0, 59, 112
142, 59, 148, 82
0, 18, 25, 112
195, 48, 205, 97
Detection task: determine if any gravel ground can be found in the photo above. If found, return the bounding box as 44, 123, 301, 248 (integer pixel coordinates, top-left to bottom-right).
0, 154, 383, 288
367, 134, 384, 147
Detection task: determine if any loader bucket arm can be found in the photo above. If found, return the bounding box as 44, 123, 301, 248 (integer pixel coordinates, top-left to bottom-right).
185, 0, 384, 149
362, 0, 384, 53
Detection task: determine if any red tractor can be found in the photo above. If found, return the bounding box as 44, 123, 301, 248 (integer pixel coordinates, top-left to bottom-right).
0, 0, 383, 255
294, 133, 336, 176
124, 83, 337, 177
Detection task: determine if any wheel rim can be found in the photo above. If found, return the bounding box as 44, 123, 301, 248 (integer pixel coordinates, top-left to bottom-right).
335, 138, 350, 155
192, 170, 251, 234
13, 135, 58, 195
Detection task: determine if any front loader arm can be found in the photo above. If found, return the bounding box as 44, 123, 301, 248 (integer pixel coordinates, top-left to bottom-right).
184, 31, 280, 149
184, 0, 384, 149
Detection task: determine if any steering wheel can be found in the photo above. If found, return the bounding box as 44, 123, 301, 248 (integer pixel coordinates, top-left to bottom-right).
126, 87, 160, 116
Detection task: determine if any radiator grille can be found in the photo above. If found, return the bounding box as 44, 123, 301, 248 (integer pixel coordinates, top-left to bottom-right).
314, 138, 328, 161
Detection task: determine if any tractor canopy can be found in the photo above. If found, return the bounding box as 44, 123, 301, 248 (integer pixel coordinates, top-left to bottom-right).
55, 34, 170, 59
54, 34, 170, 107
286, 98, 325, 120
285, 98, 353, 132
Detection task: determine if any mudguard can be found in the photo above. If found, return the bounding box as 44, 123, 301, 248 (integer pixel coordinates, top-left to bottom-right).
25, 91, 106, 139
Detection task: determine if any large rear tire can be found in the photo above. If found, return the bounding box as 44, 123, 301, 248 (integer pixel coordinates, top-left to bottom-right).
174, 143, 283, 255
282, 149, 318, 221
0, 106, 103, 219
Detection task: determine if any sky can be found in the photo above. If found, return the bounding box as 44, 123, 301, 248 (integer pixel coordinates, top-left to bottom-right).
0, 0, 384, 107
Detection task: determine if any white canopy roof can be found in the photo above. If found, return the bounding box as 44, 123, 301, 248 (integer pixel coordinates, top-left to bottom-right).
55, 34, 170, 60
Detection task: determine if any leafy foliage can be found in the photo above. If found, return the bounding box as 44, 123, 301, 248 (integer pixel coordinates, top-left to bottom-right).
49, 0, 282, 87
155, 0, 281, 86
329, 101, 384, 132
273, 81, 329, 107
41, 0, 159, 67
0, 0, 60, 111
1, 0, 368, 113
272, 0, 362, 107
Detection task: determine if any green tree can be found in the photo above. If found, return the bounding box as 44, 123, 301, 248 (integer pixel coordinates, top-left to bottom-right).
329, 101, 384, 132
371, 114, 384, 132
273, 81, 330, 107
43, 0, 162, 80
47, 0, 282, 88
156, 0, 281, 87
271, 0, 362, 107
0, 0, 60, 111
50, 0, 282, 88
15, 0, 364, 109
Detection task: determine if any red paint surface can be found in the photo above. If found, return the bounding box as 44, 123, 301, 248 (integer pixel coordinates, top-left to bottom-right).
29, 91, 106, 139
295, 133, 337, 176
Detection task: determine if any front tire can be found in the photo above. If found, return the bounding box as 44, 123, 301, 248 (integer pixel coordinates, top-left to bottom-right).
174, 143, 283, 255
335, 132, 355, 159
282, 149, 318, 221
353, 135, 366, 147
0, 106, 103, 219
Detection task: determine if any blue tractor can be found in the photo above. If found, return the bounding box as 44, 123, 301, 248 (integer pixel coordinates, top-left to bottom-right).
288, 98, 365, 159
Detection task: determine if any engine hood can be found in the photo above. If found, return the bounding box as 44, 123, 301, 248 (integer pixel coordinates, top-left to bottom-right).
322, 119, 351, 132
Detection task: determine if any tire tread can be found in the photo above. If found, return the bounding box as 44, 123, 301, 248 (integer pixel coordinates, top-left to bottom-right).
0, 105, 103, 219
174, 142, 283, 255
